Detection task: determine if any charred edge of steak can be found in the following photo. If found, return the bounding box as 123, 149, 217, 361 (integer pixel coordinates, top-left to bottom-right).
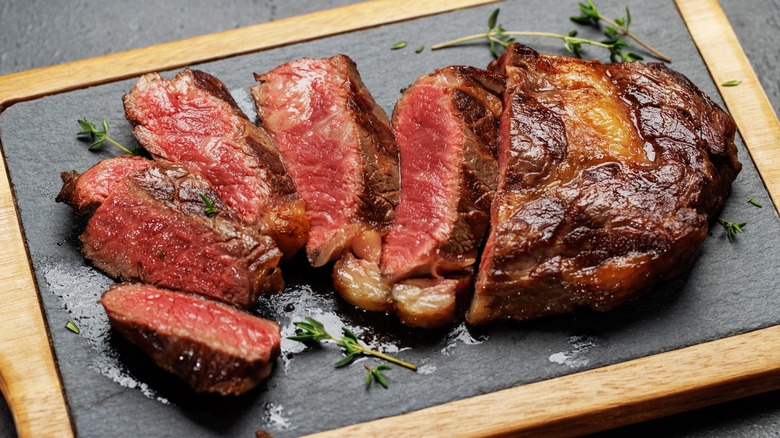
469, 43, 741, 325
80, 161, 283, 308
55, 155, 154, 216
101, 283, 281, 395
341, 55, 400, 229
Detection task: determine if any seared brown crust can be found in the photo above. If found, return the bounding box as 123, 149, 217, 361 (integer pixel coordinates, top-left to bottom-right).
468, 44, 741, 325
101, 283, 281, 395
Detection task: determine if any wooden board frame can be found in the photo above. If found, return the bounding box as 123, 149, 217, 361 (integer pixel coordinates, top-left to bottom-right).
0, 0, 777, 436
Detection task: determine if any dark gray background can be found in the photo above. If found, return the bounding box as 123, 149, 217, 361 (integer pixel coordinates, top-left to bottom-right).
1, 0, 779, 437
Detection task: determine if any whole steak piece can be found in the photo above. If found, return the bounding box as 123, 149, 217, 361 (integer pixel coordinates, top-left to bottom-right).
468, 44, 741, 325
123, 69, 308, 259
58, 158, 283, 308
381, 66, 504, 327
101, 283, 281, 395
251, 55, 399, 270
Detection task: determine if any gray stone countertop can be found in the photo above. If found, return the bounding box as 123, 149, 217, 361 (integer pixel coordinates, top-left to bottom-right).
1, 0, 778, 437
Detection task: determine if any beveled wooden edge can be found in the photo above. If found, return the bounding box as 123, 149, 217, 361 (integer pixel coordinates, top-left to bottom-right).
310, 325, 780, 437
0, 151, 73, 437
0, 0, 779, 436
0, 0, 497, 110
677, 0, 780, 212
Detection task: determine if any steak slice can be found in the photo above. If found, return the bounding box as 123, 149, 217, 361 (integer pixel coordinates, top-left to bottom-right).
56, 155, 152, 215
468, 44, 741, 325
123, 69, 308, 259
251, 55, 399, 269
101, 283, 281, 395
378, 66, 503, 327
60, 158, 283, 308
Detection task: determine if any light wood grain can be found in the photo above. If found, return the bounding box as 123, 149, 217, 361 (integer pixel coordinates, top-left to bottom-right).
1, 0, 779, 436
677, 0, 780, 212
310, 325, 780, 437
0, 0, 497, 110
0, 151, 73, 436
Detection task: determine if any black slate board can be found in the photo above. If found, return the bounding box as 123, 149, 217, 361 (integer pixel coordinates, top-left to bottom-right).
1, 1, 779, 436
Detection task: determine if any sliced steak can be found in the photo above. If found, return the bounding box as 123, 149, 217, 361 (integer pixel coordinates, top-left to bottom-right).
101, 283, 281, 395
379, 66, 503, 327
251, 55, 399, 268
59, 158, 283, 308
123, 69, 308, 259
56, 155, 152, 215
468, 44, 741, 324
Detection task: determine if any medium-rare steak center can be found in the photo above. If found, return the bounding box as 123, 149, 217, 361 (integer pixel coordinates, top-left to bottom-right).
381, 66, 504, 328
57, 158, 283, 308
468, 44, 742, 325
123, 69, 308, 259
251, 55, 399, 269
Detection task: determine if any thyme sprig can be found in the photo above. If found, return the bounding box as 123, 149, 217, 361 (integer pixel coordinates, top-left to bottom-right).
289, 317, 417, 371
718, 219, 746, 243
432, 5, 666, 63
571, 0, 670, 62
198, 194, 219, 216
364, 364, 391, 389
77, 118, 138, 155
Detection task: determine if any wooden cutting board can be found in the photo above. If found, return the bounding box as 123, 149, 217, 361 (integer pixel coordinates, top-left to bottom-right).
1, 0, 779, 436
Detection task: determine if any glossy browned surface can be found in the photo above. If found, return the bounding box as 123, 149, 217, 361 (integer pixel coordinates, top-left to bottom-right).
469, 44, 741, 325
101, 283, 281, 395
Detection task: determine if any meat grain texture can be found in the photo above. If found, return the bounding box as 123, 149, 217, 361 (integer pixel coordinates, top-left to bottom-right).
101, 283, 281, 395
381, 66, 504, 327
468, 44, 741, 325
123, 69, 309, 259
252, 55, 400, 311
58, 158, 283, 308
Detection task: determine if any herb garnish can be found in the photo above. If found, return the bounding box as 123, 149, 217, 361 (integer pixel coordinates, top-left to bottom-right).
65, 320, 80, 334
415, 45, 425, 54
433, 4, 668, 63
570, 0, 670, 62
721, 80, 742, 87
364, 364, 391, 389
77, 118, 138, 155
289, 317, 417, 370
748, 198, 763, 208
718, 219, 746, 243
391, 41, 408, 50
198, 194, 219, 216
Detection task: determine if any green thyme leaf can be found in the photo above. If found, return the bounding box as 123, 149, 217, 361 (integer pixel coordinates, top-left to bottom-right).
748, 198, 763, 208
718, 219, 747, 243
487, 8, 500, 30
65, 320, 80, 334
76, 117, 138, 155
198, 194, 219, 216
415, 45, 425, 54
391, 41, 407, 50
288, 317, 417, 371
721, 80, 742, 87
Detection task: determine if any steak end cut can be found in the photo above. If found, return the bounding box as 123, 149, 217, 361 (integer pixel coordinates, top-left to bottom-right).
101, 283, 281, 395
468, 44, 741, 325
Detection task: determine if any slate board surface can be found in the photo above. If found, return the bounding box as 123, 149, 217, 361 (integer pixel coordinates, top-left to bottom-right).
1, 1, 780, 436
